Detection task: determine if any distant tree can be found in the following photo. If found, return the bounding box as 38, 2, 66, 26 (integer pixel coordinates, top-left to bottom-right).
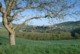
0, 0, 78, 45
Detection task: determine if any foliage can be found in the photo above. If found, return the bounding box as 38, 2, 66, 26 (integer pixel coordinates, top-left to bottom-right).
0, 28, 80, 40
0, 21, 80, 40
16, 31, 72, 40
0, 0, 80, 45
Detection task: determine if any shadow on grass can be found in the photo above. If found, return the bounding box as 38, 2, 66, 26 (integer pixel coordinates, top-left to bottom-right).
71, 28, 80, 39
0, 36, 9, 45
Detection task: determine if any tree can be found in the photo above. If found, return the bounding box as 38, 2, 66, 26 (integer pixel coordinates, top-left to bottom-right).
0, 0, 78, 45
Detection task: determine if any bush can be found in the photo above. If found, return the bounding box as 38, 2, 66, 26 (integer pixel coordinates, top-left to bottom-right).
16, 31, 73, 40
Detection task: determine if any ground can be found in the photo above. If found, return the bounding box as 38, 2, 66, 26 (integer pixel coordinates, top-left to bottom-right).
0, 35, 80, 54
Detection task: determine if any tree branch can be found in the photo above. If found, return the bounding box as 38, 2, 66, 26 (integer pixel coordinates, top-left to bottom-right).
6, 0, 17, 16
13, 14, 49, 30
12, 1, 55, 18
12, 6, 38, 18
2, 13, 14, 33
0, 2, 5, 14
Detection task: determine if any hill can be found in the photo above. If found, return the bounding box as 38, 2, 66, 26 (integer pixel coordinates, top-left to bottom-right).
22, 21, 80, 32
0, 21, 80, 32
55, 21, 80, 27
0, 21, 80, 40
51, 21, 80, 31
34, 21, 80, 31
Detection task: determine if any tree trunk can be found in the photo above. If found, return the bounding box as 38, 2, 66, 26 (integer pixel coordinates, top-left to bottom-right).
9, 31, 15, 45
2, 10, 16, 45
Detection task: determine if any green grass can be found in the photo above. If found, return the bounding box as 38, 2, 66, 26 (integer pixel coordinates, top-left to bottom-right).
0, 35, 80, 54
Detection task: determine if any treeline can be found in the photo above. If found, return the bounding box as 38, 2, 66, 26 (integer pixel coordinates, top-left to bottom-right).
0, 28, 80, 40
15, 21, 80, 40
16, 21, 80, 32
16, 31, 70, 40
16, 30, 80, 40
0, 21, 80, 40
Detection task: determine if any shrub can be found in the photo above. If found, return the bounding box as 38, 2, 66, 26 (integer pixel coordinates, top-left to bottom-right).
16, 31, 73, 40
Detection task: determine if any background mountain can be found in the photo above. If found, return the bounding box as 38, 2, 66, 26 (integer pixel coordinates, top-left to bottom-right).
54, 21, 80, 28
0, 21, 80, 32
0, 21, 80, 39
52, 21, 80, 31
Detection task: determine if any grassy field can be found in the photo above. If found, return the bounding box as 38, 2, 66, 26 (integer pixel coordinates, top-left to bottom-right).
0, 35, 80, 54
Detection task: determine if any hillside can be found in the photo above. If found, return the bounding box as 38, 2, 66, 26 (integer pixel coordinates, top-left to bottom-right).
24, 21, 80, 32
52, 21, 80, 31
0, 21, 80, 40
0, 21, 80, 32
55, 21, 80, 26
0, 35, 80, 54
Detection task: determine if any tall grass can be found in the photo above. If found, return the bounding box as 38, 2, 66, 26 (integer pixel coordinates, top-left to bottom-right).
0, 29, 80, 54
0, 45, 80, 54
0, 35, 80, 54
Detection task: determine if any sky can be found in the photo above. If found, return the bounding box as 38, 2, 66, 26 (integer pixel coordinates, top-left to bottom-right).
0, 0, 80, 26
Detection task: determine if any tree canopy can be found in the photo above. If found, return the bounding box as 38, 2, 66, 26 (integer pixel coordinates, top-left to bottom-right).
0, 0, 80, 45
0, 0, 79, 25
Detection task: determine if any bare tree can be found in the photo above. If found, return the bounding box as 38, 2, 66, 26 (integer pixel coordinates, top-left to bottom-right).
0, 0, 78, 45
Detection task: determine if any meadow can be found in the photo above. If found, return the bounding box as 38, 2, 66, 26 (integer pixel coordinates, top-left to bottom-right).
0, 29, 80, 54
